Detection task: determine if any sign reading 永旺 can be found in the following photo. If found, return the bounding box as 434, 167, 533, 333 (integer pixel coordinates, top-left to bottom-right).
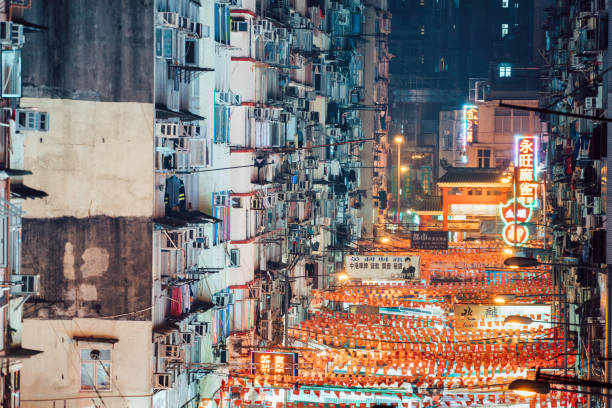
410, 230, 448, 250
344, 255, 420, 281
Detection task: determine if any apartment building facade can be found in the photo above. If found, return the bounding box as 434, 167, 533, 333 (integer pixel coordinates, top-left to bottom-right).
11, 0, 387, 407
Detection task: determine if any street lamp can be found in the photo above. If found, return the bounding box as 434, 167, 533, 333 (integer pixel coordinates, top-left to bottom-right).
492, 293, 564, 304
394, 136, 403, 222
504, 256, 606, 271
510, 371, 612, 396
504, 315, 582, 327
509, 379, 551, 396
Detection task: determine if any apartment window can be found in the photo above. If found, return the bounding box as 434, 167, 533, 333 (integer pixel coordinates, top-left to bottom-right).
498, 63, 512, 78
420, 25, 425, 36
214, 105, 230, 144
478, 149, 491, 168
229, 249, 240, 267
501, 23, 509, 38
494, 108, 512, 132
419, 0, 425, 5
213, 191, 231, 244
231, 197, 242, 208
185, 39, 198, 65
214, 3, 230, 45
513, 110, 530, 133
502, 0, 509, 7
420, 54, 425, 64
80, 349, 111, 391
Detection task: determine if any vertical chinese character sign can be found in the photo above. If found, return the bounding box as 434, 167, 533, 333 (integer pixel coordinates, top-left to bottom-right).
516, 136, 538, 206
464, 106, 478, 144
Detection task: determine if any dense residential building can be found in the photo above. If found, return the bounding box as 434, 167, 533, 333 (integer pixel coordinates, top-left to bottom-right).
0, 8, 48, 407
6, 0, 389, 406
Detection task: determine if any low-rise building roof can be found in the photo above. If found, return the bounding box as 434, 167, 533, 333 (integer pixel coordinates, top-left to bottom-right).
437, 167, 508, 188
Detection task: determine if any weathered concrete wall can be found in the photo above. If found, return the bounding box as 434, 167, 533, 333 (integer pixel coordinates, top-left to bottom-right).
21, 98, 154, 218
21, 217, 152, 320
21, 0, 154, 102
21, 319, 153, 408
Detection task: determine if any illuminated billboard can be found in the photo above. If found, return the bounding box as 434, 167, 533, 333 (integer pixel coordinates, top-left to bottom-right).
515, 135, 538, 206
463, 105, 478, 144
251, 351, 298, 376
498, 198, 532, 246
344, 255, 420, 281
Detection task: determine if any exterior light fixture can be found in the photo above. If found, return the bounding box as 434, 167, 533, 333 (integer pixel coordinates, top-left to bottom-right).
509, 379, 551, 396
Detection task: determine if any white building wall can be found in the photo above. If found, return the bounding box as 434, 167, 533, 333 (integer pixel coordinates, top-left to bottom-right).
21, 319, 153, 408
230, 62, 256, 102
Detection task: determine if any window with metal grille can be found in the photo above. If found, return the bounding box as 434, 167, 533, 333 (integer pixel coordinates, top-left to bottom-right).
478, 149, 491, 168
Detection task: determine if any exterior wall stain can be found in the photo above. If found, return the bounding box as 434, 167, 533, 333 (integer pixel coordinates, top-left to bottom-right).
21, 216, 152, 320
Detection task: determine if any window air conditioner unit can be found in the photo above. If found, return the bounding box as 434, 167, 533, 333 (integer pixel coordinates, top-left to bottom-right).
305, 158, 316, 169
276, 28, 287, 39
158, 12, 179, 28
213, 294, 227, 307
159, 344, 180, 358
251, 198, 264, 210
0, 22, 23, 48
153, 373, 172, 390
190, 21, 203, 37
215, 92, 230, 105
214, 347, 229, 363
156, 122, 179, 138
0, 22, 11, 45
179, 16, 191, 30
10, 274, 40, 296
201, 25, 211, 38
16, 110, 49, 132
192, 323, 209, 336
585, 97, 596, 110
181, 332, 194, 344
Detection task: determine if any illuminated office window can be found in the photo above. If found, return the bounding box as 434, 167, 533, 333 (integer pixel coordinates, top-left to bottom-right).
502, 0, 509, 7
420, 25, 425, 35
501, 23, 509, 37
498, 63, 512, 78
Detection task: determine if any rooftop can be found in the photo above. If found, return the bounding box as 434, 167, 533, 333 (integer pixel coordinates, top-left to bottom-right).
414, 196, 442, 214
437, 167, 508, 187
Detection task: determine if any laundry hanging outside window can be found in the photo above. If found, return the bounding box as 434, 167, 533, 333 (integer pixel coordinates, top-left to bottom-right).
165, 175, 186, 214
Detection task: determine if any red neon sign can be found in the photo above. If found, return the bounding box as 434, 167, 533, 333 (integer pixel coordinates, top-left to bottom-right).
516, 136, 537, 205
